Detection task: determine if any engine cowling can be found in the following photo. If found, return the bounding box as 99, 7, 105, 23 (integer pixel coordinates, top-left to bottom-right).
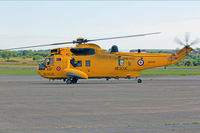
110, 45, 119, 52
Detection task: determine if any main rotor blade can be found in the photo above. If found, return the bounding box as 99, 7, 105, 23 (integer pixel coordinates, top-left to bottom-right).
87, 32, 161, 42
2, 41, 74, 51
2, 32, 161, 51
174, 37, 185, 46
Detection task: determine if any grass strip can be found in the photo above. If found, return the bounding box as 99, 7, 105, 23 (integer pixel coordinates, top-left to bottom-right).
0, 64, 36, 69
141, 70, 200, 76
0, 69, 38, 75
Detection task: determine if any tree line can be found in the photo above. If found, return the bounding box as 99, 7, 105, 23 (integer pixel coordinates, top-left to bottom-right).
0, 49, 200, 66
0, 50, 49, 62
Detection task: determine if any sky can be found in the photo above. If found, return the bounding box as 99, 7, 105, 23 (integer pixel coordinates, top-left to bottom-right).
0, 1, 200, 51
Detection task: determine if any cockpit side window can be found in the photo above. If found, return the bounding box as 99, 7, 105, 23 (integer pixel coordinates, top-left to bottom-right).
46, 55, 54, 66
70, 48, 95, 56
49, 58, 54, 65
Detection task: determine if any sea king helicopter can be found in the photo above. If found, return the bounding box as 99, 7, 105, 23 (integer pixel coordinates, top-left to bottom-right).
3, 32, 198, 84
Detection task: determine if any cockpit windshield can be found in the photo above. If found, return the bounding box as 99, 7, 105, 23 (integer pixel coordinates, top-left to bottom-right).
42, 58, 47, 65
39, 58, 47, 70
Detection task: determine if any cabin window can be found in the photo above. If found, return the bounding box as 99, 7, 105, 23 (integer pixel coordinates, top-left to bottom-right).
86, 60, 90, 67
56, 58, 61, 61
70, 48, 95, 56
119, 59, 124, 66
76, 61, 82, 67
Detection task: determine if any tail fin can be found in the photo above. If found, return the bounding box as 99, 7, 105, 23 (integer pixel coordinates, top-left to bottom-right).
169, 46, 193, 64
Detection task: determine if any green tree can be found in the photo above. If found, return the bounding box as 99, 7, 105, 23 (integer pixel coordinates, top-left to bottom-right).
33, 55, 42, 62
1, 51, 11, 59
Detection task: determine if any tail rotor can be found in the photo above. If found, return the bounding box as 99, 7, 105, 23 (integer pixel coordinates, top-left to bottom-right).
174, 32, 199, 48
174, 33, 199, 54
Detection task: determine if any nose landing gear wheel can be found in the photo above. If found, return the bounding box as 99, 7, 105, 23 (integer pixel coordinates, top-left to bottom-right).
66, 78, 72, 84
137, 79, 142, 83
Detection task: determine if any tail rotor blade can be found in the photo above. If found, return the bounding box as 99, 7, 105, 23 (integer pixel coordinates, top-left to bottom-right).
185, 32, 190, 44
190, 39, 200, 46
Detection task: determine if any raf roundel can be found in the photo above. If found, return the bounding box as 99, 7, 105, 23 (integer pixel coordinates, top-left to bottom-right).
137, 59, 144, 66
56, 66, 61, 71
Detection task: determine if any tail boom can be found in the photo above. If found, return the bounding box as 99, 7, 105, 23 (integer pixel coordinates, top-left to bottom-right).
134, 46, 193, 71
169, 46, 193, 65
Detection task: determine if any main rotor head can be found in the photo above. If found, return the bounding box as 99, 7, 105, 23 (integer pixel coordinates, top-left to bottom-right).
73, 37, 88, 44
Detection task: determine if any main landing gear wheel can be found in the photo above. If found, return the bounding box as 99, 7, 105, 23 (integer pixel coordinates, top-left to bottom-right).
137, 79, 142, 83
66, 78, 78, 84
71, 78, 78, 84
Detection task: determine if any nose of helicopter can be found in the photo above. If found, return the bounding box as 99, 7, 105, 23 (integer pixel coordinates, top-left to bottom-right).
37, 63, 46, 77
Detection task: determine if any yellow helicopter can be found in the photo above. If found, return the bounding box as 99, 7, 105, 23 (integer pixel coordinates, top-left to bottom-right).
4, 32, 197, 84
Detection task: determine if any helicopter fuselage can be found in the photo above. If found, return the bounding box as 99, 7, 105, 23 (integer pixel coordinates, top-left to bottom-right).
37, 43, 193, 81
